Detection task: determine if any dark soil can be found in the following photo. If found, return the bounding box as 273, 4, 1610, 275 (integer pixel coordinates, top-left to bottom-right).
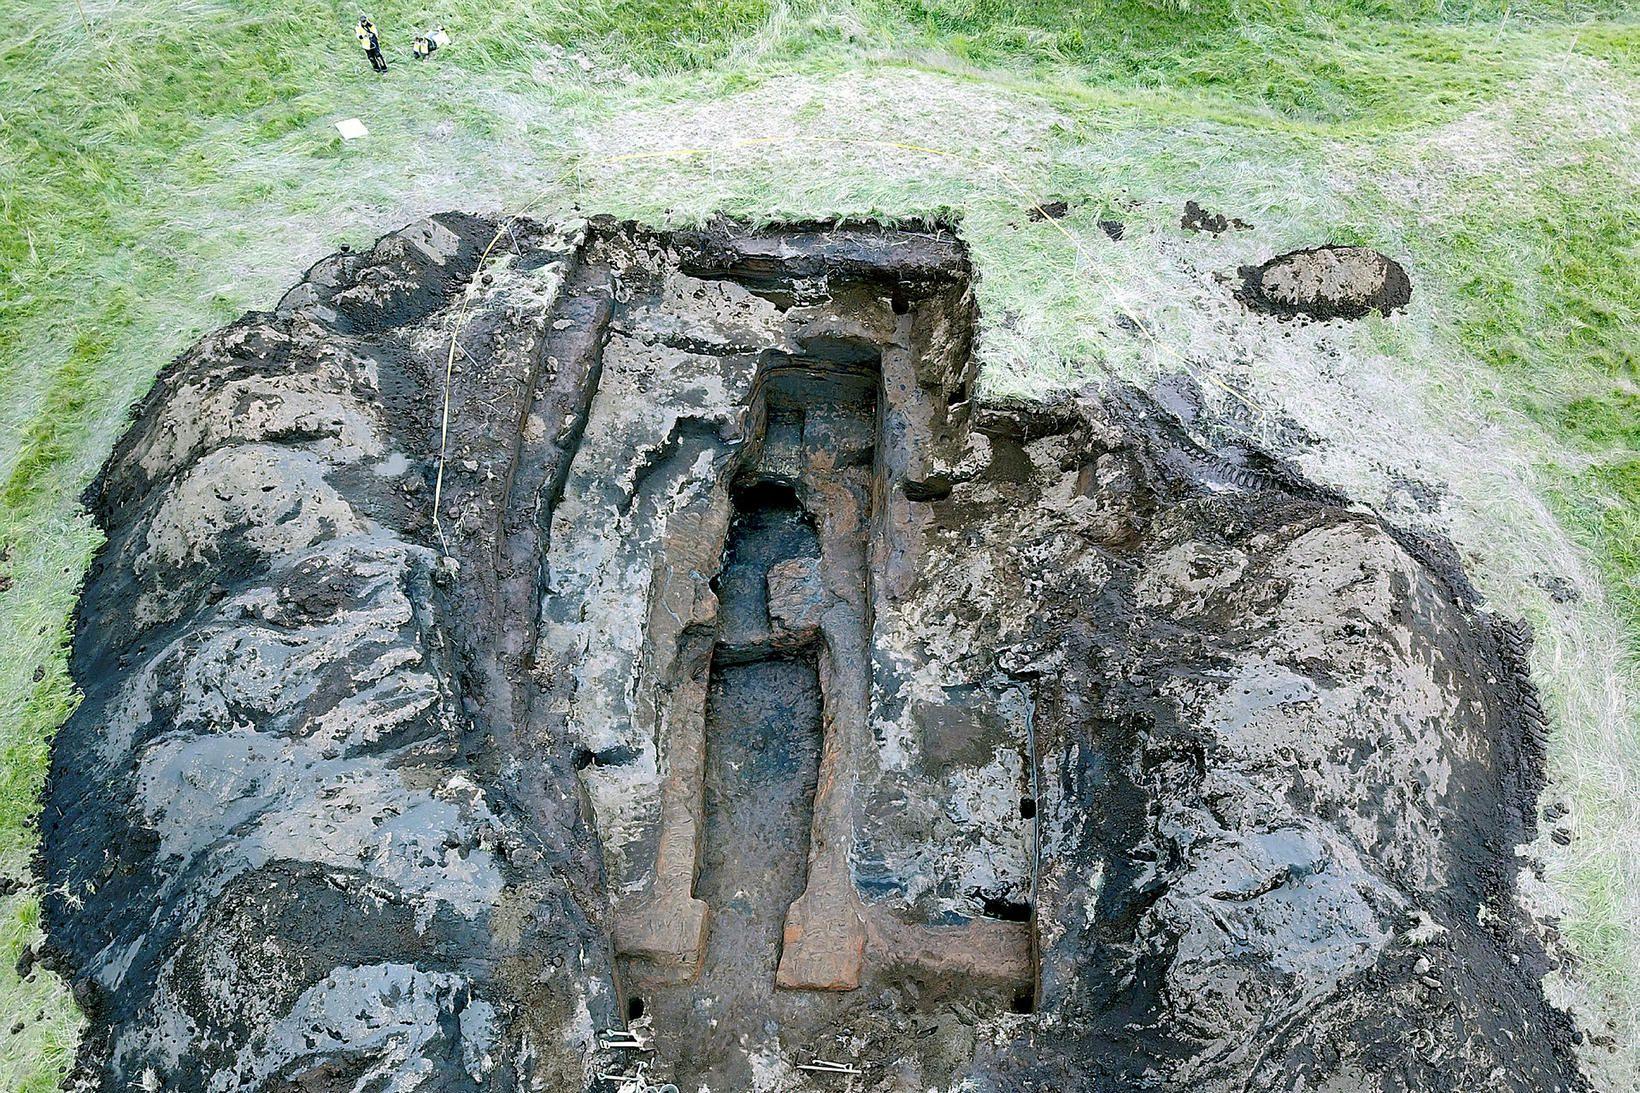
39, 214, 1579, 1092
638, 653, 829, 1087
1180, 199, 1252, 234
1237, 244, 1414, 320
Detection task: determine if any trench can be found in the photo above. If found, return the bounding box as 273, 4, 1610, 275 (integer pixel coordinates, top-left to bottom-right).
553, 228, 1561, 1090
632, 480, 833, 1086
712, 479, 821, 659
589, 242, 1037, 1086
42, 216, 1581, 1092
697, 655, 821, 1001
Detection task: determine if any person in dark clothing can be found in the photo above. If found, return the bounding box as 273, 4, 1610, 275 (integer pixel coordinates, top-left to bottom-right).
356, 15, 387, 73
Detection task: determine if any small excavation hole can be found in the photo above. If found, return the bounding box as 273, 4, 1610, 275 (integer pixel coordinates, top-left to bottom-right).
1010, 991, 1036, 1015
890, 284, 910, 315
627, 996, 645, 1021
1019, 797, 1036, 820
902, 475, 953, 503
977, 893, 1033, 923
730, 476, 804, 513
578, 745, 637, 770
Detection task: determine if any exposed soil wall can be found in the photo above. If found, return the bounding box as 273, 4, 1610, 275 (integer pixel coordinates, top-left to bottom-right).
41, 215, 1576, 1091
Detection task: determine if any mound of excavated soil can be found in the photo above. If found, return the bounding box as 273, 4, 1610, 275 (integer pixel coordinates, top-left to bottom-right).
1238, 244, 1413, 320
42, 215, 1576, 1091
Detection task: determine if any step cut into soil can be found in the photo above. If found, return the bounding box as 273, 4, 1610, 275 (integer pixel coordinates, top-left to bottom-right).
42, 214, 1578, 1091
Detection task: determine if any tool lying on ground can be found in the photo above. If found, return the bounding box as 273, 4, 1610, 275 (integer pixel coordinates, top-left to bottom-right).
798, 1058, 864, 1076
597, 1061, 678, 1093
599, 1027, 654, 1051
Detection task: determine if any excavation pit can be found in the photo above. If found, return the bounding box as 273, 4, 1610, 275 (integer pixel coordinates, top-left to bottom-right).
40, 214, 1580, 1091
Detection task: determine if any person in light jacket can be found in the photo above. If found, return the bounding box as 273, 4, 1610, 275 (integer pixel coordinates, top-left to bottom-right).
413, 25, 451, 61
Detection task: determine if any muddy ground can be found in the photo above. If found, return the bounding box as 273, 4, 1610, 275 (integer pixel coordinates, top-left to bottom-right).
40, 215, 1578, 1091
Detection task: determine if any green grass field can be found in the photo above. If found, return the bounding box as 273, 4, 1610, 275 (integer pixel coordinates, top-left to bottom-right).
2, 1, 1636, 1086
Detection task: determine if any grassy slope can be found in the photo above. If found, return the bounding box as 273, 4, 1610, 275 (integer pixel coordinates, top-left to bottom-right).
1, 0, 1635, 1086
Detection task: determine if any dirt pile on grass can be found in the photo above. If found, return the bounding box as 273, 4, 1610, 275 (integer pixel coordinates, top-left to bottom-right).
1180, 200, 1252, 235
1237, 245, 1414, 320
41, 215, 1576, 1091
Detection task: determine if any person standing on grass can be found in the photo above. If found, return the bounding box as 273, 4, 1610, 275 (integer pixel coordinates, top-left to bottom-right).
356, 14, 387, 73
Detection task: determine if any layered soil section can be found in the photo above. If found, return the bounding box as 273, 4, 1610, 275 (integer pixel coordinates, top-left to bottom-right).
41, 214, 1576, 1091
